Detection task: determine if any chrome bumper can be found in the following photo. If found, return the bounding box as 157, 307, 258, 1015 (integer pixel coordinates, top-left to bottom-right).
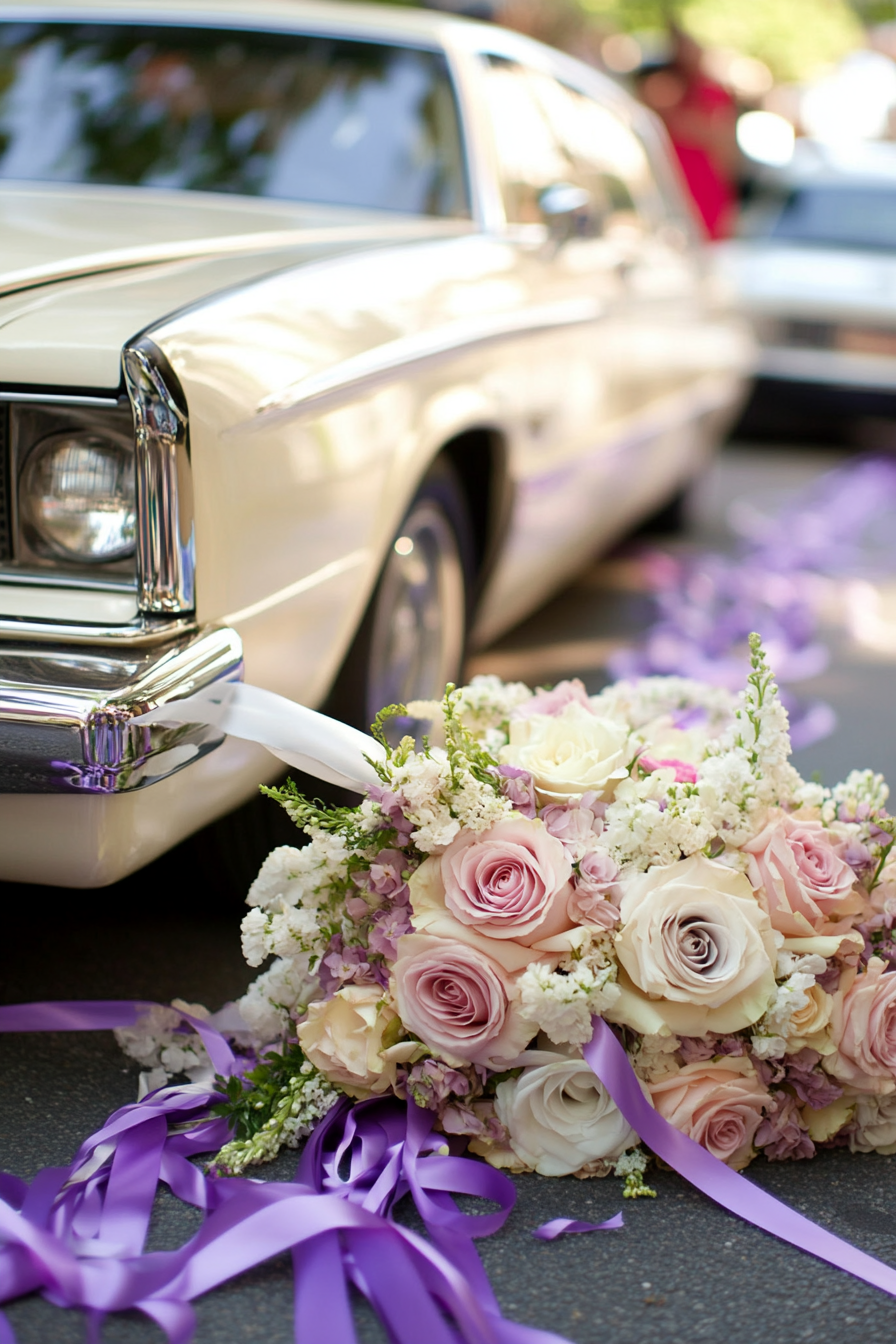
0, 625, 242, 794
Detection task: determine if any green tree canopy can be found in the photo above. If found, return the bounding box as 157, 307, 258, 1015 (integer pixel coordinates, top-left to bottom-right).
580, 0, 864, 81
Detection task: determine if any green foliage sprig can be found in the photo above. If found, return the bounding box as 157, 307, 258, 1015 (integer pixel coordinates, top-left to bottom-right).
212, 1042, 309, 1144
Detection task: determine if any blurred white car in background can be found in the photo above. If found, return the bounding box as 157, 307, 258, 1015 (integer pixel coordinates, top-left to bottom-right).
0, 0, 751, 886
716, 139, 896, 437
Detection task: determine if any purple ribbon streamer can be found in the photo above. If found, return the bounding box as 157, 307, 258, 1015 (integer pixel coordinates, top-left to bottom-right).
532, 1214, 624, 1241
0, 1001, 573, 1344
584, 1016, 896, 1297
0, 1000, 236, 1077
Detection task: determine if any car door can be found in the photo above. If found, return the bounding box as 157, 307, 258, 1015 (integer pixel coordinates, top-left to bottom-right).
535, 76, 727, 498
468, 53, 636, 636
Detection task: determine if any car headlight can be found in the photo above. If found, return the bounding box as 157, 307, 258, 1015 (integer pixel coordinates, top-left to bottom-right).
21, 432, 136, 562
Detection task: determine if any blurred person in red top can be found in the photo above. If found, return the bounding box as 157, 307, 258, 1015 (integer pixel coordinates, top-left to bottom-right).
639, 26, 738, 239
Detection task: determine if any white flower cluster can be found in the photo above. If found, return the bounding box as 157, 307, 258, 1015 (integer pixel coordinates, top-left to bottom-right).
387, 746, 510, 851
452, 674, 533, 732
114, 1000, 213, 1093
241, 904, 322, 967
592, 675, 736, 734
750, 953, 827, 1060
237, 839, 363, 1033
237, 956, 321, 1043
603, 774, 714, 871
726, 648, 801, 810
823, 768, 890, 822
518, 947, 621, 1047
604, 646, 803, 872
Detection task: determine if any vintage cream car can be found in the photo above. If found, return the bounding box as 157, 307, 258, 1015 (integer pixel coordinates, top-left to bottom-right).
0, 0, 751, 887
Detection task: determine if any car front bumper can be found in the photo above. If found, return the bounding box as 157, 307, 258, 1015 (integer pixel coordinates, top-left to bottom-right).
0, 624, 243, 795
0, 623, 291, 887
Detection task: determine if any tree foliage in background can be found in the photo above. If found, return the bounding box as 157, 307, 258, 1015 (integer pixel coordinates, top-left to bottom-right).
580, 0, 863, 81
367, 0, 868, 84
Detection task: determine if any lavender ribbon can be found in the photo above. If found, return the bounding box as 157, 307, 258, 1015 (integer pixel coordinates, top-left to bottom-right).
532, 1215, 624, 1241
584, 1016, 896, 1297
0, 1001, 572, 1344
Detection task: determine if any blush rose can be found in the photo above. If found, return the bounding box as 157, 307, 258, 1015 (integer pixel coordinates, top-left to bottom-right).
827, 956, 896, 1094
440, 817, 573, 944
648, 1057, 770, 1169
391, 933, 532, 1068
744, 811, 864, 939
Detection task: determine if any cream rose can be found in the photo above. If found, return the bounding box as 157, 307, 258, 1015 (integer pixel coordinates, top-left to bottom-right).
638, 713, 710, 767
500, 703, 629, 804
391, 933, 532, 1068
493, 1049, 638, 1176
648, 1057, 770, 1169
744, 811, 863, 939
298, 985, 400, 1099
606, 854, 777, 1037
826, 956, 896, 1094
440, 817, 573, 944
784, 982, 834, 1055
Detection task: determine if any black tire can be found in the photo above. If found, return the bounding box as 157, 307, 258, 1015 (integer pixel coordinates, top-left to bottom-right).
325, 458, 475, 738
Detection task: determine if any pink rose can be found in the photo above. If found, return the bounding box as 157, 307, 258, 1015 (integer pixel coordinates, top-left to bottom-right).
648, 1058, 770, 1169
744, 810, 864, 938
440, 817, 574, 945
568, 852, 620, 928
391, 933, 532, 1067
513, 678, 592, 720
638, 754, 698, 784
827, 956, 896, 1094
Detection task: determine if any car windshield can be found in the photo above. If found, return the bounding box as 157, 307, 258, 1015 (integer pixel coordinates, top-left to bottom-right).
0, 21, 469, 217
749, 183, 896, 251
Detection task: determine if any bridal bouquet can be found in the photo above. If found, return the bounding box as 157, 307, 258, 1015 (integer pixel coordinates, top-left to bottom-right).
122, 636, 896, 1187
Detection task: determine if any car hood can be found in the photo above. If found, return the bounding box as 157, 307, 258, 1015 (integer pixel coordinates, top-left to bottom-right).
0, 184, 467, 389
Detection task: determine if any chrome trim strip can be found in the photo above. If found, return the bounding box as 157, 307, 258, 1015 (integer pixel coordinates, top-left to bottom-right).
0, 614, 197, 647
223, 548, 369, 625
0, 623, 242, 793
0, 571, 136, 592
0, 391, 120, 406
123, 342, 196, 615
253, 297, 604, 422
0, 220, 473, 301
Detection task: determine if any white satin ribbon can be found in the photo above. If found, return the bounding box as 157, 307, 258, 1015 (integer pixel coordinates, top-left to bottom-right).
133, 682, 386, 792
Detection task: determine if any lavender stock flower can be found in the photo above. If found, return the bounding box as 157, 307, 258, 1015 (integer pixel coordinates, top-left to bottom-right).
755, 1092, 815, 1161
492, 764, 537, 818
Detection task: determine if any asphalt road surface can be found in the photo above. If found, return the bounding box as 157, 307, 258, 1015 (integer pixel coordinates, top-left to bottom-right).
3, 441, 896, 1344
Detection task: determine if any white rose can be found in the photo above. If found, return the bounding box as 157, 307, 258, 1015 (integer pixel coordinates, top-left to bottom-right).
500, 703, 629, 804
607, 854, 777, 1037
638, 713, 709, 765
493, 1049, 638, 1176
850, 1093, 896, 1154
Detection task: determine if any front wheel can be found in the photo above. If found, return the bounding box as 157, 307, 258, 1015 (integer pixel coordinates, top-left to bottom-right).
326, 460, 474, 739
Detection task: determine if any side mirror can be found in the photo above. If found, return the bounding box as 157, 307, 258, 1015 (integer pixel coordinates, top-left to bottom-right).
538, 182, 596, 242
